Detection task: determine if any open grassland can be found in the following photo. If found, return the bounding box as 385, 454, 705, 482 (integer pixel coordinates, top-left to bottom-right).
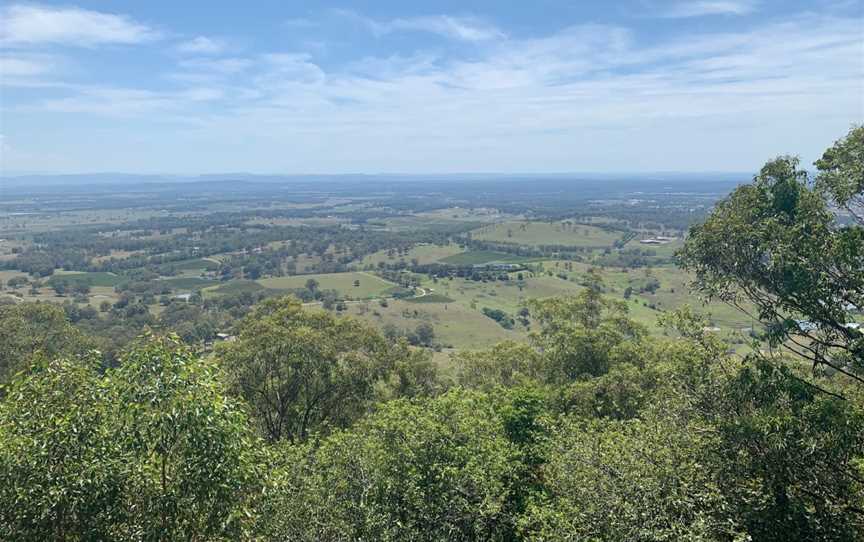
160, 277, 216, 290
429, 274, 582, 314
0, 239, 26, 262
1, 284, 121, 310
471, 221, 622, 248
0, 208, 182, 233
381, 207, 504, 232
47, 271, 125, 288
202, 280, 267, 298
0, 269, 29, 284
359, 243, 465, 267
345, 298, 526, 350
623, 237, 685, 257
257, 272, 397, 299
405, 293, 455, 304
533, 260, 754, 331
439, 250, 530, 266
166, 258, 220, 272
92, 249, 143, 264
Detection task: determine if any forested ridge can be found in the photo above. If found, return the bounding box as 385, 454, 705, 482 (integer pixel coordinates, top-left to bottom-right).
0, 127, 862, 541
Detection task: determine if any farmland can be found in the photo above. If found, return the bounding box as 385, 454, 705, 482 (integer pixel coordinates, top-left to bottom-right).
257, 272, 398, 299
0, 175, 761, 363
470, 221, 622, 248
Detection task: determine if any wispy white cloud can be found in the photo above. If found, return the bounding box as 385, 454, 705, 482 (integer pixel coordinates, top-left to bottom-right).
0, 54, 55, 77
0, 4, 159, 46
2, 7, 861, 173
385, 15, 506, 41
334, 10, 505, 42
176, 36, 226, 55
178, 57, 252, 75
657, 1, 759, 18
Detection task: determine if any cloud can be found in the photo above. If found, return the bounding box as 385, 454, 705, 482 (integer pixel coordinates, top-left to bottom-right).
178, 57, 252, 75
0, 54, 54, 77
0, 4, 159, 46
335, 10, 505, 42
386, 15, 506, 41
657, 1, 758, 18
176, 36, 225, 55
2, 7, 861, 173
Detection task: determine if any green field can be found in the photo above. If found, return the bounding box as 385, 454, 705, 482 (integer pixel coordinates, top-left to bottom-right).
471, 221, 622, 247
439, 250, 529, 266
623, 237, 685, 257
47, 271, 124, 288
346, 298, 525, 350
430, 274, 582, 314
161, 277, 216, 290
165, 258, 220, 272
522, 261, 755, 331
0, 270, 29, 284
257, 272, 397, 299
203, 280, 268, 297
360, 243, 465, 267
405, 293, 455, 304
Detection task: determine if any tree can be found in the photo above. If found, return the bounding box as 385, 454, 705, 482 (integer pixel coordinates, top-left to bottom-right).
680, 132, 864, 387
0, 302, 94, 388
414, 321, 435, 346
110, 335, 263, 540
219, 297, 397, 443
815, 125, 863, 225
0, 355, 123, 541
51, 280, 68, 296
527, 274, 648, 383
520, 407, 734, 541
305, 278, 319, 292
0, 335, 262, 541
259, 390, 521, 541
455, 341, 543, 390
698, 358, 864, 541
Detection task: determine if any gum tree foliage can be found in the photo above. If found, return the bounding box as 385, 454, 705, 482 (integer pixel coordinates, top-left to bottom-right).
219, 296, 427, 443
680, 127, 864, 385
0, 335, 262, 542
526, 270, 649, 383
697, 358, 864, 541
0, 355, 123, 541
258, 390, 522, 541
456, 274, 672, 420
520, 409, 733, 542
0, 302, 94, 388
816, 125, 864, 225
111, 336, 264, 541
454, 340, 544, 391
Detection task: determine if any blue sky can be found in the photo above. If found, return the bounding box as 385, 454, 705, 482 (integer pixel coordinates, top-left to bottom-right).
0, 0, 862, 174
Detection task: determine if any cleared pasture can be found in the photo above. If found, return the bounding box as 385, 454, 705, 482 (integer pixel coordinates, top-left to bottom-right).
257, 272, 397, 299
471, 221, 621, 248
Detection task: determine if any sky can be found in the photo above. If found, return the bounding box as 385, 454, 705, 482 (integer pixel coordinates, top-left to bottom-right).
0, 0, 862, 175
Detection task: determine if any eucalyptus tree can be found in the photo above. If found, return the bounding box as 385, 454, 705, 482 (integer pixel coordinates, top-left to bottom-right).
219, 296, 414, 443
0, 335, 263, 542
680, 127, 864, 387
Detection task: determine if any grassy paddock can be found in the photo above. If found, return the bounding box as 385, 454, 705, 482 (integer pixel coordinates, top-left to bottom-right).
257, 272, 397, 299
439, 251, 529, 266
360, 243, 465, 267
47, 271, 124, 288
471, 221, 621, 248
